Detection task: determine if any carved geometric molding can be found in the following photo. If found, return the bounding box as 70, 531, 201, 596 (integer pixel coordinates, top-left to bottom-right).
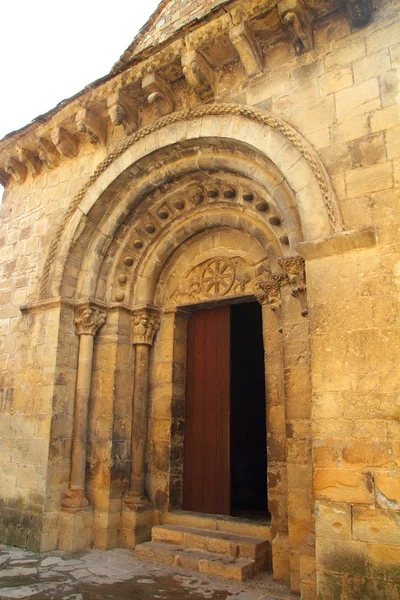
181, 50, 215, 100
107, 89, 139, 135
229, 23, 263, 78
277, 0, 313, 54
51, 127, 79, 159
4, 156, 27, 184
36, 137, 60, 169
142, 72, 174, 116
17, 148, 42, 177
76, 108, 107, 145
345, 0, 373, 28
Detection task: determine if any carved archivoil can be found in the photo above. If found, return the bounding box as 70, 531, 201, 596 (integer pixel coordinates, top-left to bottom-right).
17, 148, 42, 176
51, 127, 79, 158
5, 156, 27, 183
36, 137, 60, 169
278, 0, 313, 54
345, 0, 373, 28
255, 273, 289, 332
142, 72, 174, 116
277, 255, 308, 317
75, 306, 106, 337
132, 311, 160, 345
76, 108, 107, 145
229, 23, 263, 77
181, 50, 215, 100
107, 90, 139, 135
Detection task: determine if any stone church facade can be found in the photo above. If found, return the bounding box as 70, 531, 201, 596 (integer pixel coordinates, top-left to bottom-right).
0, 0, 399, 598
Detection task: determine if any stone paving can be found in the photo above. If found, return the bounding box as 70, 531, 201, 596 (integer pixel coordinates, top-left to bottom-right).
0, 545, 296, 600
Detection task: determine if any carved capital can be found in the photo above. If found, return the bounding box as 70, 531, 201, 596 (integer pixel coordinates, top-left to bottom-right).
255, 273, 289, 332
51, 127, 79, 158
74, 305, 106, 337
76, 108, 107, 145
17, 148, 42, 176
142, 72, 174, 116
345, 0, 373, 28
277, 255, 308, 317
181, 50, 215, 100
132, 309, 160, 346
5, 156, 27, 183
229, 23, 263, 77
36, 137, 60, 169
107, 90, 139, 135
278, 0, 313, 54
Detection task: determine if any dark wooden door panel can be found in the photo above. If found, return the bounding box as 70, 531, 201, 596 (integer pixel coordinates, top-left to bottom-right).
183, 305, 230, 515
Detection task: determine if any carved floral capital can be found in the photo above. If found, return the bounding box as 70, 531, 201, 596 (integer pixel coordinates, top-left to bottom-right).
132, 310, 160, 345
74, 305, 106, 336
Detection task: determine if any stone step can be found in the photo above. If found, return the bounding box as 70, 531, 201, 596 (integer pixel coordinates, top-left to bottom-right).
152, 523, 270, 565
135, 541, 257, 581
161, 510, 271, 540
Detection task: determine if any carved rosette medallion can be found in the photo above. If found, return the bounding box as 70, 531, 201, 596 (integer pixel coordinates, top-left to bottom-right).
74, 306, 106, 337
201, 258, 235, 297
132, 311, 160, 345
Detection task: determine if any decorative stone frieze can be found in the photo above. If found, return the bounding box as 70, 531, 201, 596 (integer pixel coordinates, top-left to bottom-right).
277, 255, 308, 317
51, 127, 79, 158
4, 156, 27, 183
229, 22, 263, 77
132, 310, 160, 345
17, 148, 42, 176
181, 50, 215, 100
142, 72, 174, 116
277, 0, 313, 54
36, 137, 60, 169
345, 0, 373, 28
61, 303, 106, 511
255, 272, 289, 332
107, 90, 139, 134
76, 108, 107, 145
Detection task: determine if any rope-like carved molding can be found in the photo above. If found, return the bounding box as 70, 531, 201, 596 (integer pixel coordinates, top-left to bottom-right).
40, 103, 339, 299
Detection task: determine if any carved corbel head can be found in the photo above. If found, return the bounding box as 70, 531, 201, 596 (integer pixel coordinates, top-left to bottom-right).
5, 156, 27, 183
277, 0, 313, 54
17, 148, 42, 176
51, 127, 79, 159
76, 108, 107, 145
277, 256, 308, 317
36, 137, 60, 169
142, 72, 174, 116
107, 90, 139, 135
229, 22, 263, 78
181, 50, 215, 100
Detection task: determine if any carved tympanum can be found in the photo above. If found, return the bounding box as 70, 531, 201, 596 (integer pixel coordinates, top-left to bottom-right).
132, 311, 160, 345
75, 306, 106, 337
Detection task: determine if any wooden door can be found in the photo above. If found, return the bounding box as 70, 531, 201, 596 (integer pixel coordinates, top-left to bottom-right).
183, 305, 230, 515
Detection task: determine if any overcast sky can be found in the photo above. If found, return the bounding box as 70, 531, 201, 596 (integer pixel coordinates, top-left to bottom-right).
0, 1, 161, 141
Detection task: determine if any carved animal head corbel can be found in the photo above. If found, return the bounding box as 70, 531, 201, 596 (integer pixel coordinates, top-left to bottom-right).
5, 156, 28, 183
36, 137, 60, 169
51, 127, 79, 159
345, 0, 373, 28
229, 22, 263, 78
107, 90, 139, 135
181, 50, 215, 100
17, 148, 42, 176
142, 72, 174, 116
278, 0, 313, 54
76, 108, 107, 145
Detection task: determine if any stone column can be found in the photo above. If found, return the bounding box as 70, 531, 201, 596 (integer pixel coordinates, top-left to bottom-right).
124, 308, 160, 508
62, 304, 106, 510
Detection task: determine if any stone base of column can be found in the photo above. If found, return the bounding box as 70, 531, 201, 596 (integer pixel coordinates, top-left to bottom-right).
272, 532, 290, 583
58, 506, 93, 552
120, 502, 154, 549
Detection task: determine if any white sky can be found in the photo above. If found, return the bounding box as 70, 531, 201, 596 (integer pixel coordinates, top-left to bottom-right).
0, 1, 162, 141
